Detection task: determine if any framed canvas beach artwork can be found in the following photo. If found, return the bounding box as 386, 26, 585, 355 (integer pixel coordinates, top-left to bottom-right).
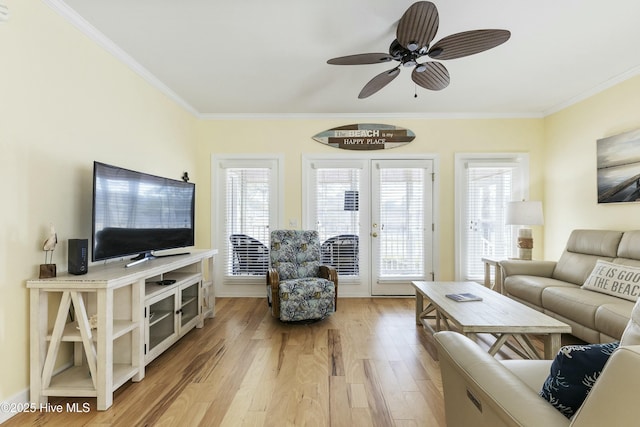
597, 128, 640, 203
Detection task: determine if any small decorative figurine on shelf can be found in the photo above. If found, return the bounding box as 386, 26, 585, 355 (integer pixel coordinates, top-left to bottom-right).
39, 223, 58, 278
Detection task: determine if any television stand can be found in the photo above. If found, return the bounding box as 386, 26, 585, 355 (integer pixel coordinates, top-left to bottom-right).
27, 249, 217, 410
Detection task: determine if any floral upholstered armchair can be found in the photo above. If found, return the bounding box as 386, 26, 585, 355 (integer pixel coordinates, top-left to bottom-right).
267, 230, 338, 321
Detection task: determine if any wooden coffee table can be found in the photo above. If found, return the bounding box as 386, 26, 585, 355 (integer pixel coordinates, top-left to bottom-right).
412, 281, 572, 359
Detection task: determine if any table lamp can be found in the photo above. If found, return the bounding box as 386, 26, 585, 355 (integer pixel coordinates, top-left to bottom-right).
506, 201, 544, 260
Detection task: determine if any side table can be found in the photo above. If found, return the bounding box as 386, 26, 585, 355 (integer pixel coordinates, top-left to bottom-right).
481, 257, 503, 293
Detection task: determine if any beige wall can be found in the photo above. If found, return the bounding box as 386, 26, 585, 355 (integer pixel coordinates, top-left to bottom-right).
543, 75, 640, 259
196, 118, 546, 288
0, 1, 198, 404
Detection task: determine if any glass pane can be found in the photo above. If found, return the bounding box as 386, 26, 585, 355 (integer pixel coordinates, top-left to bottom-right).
315, 168, 360, 276
465, 166, 513, 280
378, 168, 424, 278
225, 168, 271, 276
149, 295, 176, 350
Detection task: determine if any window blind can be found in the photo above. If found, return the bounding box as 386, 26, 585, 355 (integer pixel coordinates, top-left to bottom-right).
464, 164, 514, 280
377, 168, 424, 278
225, 168, 271, 276
315, 168, 360, 276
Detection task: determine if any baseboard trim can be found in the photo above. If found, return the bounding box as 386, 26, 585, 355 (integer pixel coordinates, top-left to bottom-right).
1, 362, 73, 423
0, 388, 29, 424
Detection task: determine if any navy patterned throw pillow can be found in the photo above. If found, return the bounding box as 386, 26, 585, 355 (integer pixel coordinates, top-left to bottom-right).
539, 341, 619, 418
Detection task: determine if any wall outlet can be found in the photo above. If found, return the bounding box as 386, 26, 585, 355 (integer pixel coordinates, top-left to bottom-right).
288, 219, 298, 228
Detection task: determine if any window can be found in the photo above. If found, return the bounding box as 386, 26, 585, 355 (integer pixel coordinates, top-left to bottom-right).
455, 154, 529, 281
376, 166, 425, 278
310, 164, 361, 276
213, 157, 281, 281
225, 168, 270, 275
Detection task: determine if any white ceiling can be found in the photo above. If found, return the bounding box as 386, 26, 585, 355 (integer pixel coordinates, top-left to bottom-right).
49, 0, 640, 118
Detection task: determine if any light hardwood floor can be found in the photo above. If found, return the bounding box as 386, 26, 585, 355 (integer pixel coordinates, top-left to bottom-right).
6, 297, 572, 426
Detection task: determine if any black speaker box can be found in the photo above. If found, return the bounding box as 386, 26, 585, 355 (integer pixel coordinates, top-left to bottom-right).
68, 239, 88, 275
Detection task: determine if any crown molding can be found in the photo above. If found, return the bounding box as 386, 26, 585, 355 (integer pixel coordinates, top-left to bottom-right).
42, 0, 199, 116
197, 111, 543, 121
543, 65, 640, 116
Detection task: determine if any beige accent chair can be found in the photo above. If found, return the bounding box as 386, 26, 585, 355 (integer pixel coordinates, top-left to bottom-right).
434, 297, 640, 427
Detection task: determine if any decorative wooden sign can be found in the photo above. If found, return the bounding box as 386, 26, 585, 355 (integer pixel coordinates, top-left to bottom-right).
312, 123, 415, 150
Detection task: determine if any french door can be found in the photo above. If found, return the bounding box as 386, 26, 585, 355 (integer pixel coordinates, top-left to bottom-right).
306, 157, 434, 296
371, 159, 433, 295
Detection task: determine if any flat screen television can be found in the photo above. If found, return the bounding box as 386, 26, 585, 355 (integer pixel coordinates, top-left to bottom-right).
92, 161, 195, 266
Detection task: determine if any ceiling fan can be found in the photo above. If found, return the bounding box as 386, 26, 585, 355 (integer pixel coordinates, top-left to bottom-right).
327, 1, 510, 99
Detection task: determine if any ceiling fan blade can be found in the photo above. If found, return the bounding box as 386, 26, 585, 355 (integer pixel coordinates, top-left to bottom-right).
358, 67, 401, 99
396, 1, 439, 51
411, 62, 449, 90
428, 29, 511, 60
327, 53, 394, 65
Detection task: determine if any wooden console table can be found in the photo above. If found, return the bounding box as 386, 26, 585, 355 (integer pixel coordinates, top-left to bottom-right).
27, 249, 216, 410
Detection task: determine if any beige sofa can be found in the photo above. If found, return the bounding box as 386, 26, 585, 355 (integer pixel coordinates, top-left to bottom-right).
434, 298, 640, 426
500, 229, 640, 343
434, 332, 640, 427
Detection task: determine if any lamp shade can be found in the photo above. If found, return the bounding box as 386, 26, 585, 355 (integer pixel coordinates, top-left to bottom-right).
506, 201, 544, 226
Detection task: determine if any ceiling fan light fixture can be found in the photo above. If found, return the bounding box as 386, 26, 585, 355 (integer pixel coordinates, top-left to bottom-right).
403, 59, 417, 67
407, 41, 419, 51
415, 63, 427, 73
